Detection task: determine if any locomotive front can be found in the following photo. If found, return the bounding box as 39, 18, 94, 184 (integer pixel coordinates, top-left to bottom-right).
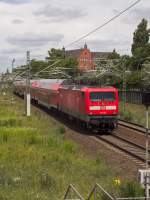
85, 87, 118, 131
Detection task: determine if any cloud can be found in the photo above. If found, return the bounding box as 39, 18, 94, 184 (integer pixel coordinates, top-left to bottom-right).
86, 38, 130, 52
12, 19, 24, 24
121, 7, 150, 24
0, 0, 30, 4
0, 48, 25, 55
34, 5, 86, 22
7, 33, 64, 47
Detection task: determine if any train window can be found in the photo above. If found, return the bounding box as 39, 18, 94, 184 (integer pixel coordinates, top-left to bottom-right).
90, 92, 115, 102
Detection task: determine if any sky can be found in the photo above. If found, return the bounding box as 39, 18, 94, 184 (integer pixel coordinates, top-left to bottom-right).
0, 0, 149, 73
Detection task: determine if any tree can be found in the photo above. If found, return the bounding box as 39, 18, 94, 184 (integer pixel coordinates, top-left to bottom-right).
63, 57, 78, 78
46, 48, 65, 65
131, 18, 150, 70
12, 60, 49, 79
30, 59, 48, 78
108, 49, 120, 59
132, 19, 149, 54
141, 59, 150, 89
13, 48, 78, 79
46, 48, 78, 79
126, 71, 143, 88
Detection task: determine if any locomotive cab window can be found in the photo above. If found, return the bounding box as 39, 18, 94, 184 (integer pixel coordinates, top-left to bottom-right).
90, 92, 115, 102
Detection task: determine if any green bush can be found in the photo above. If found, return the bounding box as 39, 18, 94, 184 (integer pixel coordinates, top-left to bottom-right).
119, 181, 144, 198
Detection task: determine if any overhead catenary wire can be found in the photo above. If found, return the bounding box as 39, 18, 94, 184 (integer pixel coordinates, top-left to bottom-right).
65, 0, 141, 48
13, 70, 27, 80
34, 59, 62, 76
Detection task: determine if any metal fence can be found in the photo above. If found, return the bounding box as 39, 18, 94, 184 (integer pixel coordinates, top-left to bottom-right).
119, 90, 142, 104
64, 184, 84, 200
63, 183, 149, 200
116, 198, 150, 200
87, 183, 115, 200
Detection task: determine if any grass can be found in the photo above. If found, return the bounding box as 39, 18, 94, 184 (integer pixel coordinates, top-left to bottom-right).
119, 102, 150, 127
0, 92, 144, 199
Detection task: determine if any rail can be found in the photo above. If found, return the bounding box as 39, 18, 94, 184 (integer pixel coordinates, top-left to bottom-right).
119, 119, 150, 134
64, 184, 85, 200
119, 119, 144, 128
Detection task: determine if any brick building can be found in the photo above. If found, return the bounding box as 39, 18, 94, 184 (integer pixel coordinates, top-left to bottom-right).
63, 43, 112, 72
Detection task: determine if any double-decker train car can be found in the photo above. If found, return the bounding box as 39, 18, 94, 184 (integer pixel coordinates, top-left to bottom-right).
13, 79, 26, 96
30, 79, 64, 109
14, 79, 119, 132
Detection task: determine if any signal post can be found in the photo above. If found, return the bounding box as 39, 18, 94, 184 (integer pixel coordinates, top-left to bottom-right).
140, 91, 150, 199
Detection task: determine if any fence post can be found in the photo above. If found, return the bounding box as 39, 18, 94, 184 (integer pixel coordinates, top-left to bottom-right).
94, 186, 96, 200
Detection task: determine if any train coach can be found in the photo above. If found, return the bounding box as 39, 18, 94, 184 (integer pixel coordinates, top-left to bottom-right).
14, 79, 119, 132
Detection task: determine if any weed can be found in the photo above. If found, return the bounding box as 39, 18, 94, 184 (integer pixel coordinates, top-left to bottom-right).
119, 181, 144, 197
26, 133, 41, 145
95, 154, 102, 165
2, 132, 8, 143
0, 94, 133, 199
0, 195, 9, 200
39, 172, 56, 190
123, 110, 133, 121
119, 102, 150, 126
47, 137, 60, 149
0, 118, 22, 127
119, 105, 134, 121
0, 168, 12, 187
62, 141, 77, 153
56, 125, 66, 134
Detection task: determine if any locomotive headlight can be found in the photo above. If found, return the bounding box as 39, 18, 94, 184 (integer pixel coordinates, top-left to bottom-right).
90, 106, 100, 110
106, 106, 116, 110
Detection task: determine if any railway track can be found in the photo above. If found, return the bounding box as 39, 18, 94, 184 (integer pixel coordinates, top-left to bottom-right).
119, 119, 150, 134
94, 132, 148, 167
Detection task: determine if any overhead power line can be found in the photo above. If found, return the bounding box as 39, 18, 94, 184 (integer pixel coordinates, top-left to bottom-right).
65, 0, 141, 48
34, 59, 62, 77
13, 70, 26, 80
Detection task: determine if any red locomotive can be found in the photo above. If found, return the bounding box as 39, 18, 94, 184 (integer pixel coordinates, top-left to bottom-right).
14, 79, 119, 132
